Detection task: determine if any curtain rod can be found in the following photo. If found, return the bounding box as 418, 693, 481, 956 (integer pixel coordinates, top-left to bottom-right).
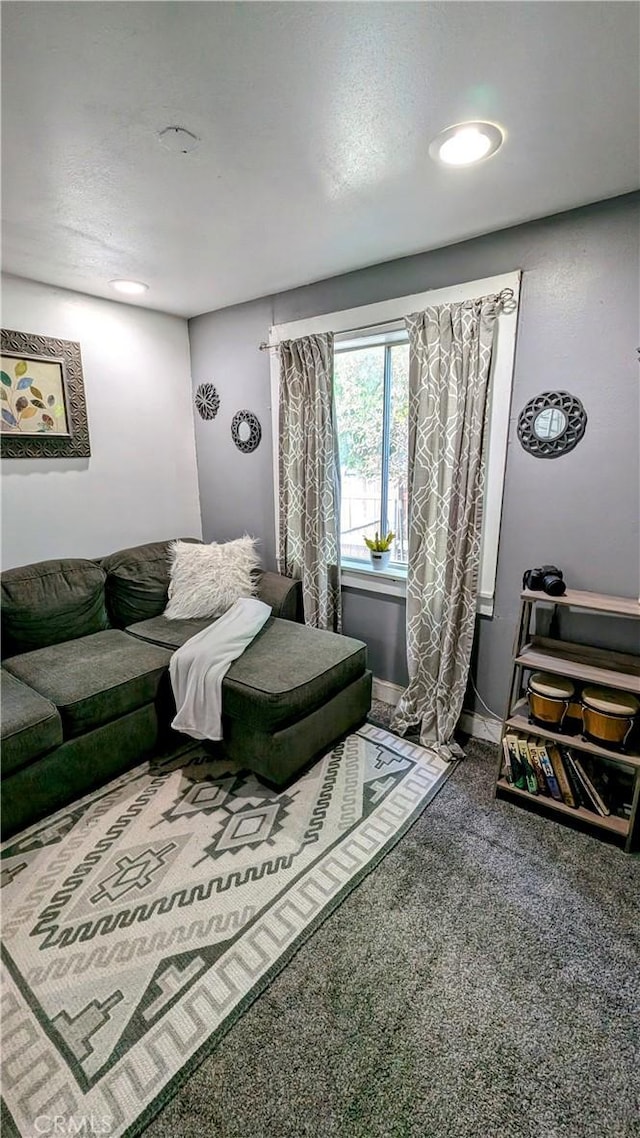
258, 287, 516, 352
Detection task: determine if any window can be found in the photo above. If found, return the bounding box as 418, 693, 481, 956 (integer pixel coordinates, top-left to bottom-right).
334, 330, 409, 566
269, 271, 521, 614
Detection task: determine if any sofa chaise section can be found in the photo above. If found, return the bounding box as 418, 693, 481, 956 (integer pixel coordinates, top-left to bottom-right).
223, 620, 371, 784
127, 615, 372, 785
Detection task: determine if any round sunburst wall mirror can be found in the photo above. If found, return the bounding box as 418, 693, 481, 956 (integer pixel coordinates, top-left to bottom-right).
231, 409, 262, 453
517, 391, 587, 458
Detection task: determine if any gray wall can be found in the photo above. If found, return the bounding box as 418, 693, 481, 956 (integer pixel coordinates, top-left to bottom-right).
189, 193, 640, 715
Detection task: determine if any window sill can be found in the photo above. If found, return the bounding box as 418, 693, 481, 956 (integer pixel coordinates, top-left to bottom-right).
340, 559, 495, 616
341, 559, 407, 598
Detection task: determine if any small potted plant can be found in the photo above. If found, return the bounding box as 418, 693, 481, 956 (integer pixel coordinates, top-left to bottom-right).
364, 531, 395, 571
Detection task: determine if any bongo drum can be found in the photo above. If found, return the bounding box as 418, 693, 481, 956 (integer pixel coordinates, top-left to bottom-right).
564, 698, 584, 735
527, 672, 575, 729
581, 687, 639, 750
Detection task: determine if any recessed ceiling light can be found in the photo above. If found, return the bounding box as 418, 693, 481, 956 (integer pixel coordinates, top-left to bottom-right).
158, 126, 200, 154
429, 122, 504, 167
109, 279, 149, 296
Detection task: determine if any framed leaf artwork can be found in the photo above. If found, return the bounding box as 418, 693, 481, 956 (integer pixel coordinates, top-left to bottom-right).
0, 329, 90, 457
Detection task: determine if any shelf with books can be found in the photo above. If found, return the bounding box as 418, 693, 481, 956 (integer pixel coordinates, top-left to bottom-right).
495, 779, 629, 838
496, 588, 640, 853
497, 731, 634, 845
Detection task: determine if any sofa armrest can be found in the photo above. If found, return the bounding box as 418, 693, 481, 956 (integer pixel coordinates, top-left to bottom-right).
256, 572, 303, 623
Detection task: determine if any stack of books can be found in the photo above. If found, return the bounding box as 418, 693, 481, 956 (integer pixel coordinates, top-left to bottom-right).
501, 734, 632, 819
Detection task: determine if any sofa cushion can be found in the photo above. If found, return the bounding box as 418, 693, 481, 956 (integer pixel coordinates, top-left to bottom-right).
3, 630, 171, 739
1, 705, 159, 840
101, 539, 201, 627
164, 537, 260, 621
1, 669, 63, 777
222, 618, 367, 732
126, 615, 215, 650
1, 559, 109, 657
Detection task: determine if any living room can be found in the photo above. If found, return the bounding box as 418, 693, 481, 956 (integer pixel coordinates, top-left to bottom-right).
1, 3, 639, 1138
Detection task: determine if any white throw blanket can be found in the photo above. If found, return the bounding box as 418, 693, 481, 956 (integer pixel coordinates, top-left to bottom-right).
169, 596, 272, 741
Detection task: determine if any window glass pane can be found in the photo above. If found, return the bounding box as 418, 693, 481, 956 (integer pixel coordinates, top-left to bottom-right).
388, 343, 409, 564
334, 346, 385, 562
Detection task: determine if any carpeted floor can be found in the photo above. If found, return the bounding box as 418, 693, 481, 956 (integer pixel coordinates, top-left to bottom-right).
144, 705, 640, 1138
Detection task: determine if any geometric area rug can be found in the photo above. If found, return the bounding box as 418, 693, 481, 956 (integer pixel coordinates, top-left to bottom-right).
1, 724, 453, 1138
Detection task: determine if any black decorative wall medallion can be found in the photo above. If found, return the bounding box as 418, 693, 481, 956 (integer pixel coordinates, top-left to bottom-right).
231, 409, 262, 453
195, 383, 220, 420
517, 391, 587, 459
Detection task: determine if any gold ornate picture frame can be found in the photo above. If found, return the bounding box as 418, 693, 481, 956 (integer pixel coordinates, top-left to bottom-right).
0, 328, 91, 458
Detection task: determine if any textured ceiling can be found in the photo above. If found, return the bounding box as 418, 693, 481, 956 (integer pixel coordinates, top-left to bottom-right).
1, 2, 638, 317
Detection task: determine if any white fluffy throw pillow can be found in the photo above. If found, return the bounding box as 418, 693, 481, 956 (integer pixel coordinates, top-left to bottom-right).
164, 537, 260, 621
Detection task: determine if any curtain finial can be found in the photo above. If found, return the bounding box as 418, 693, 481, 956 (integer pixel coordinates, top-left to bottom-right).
497, 287, 517, 314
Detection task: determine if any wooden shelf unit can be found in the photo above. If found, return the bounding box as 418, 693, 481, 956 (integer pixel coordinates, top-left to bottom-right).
495, 779, 630, 839
496, 589, 640, 853
521, 588, 640, 619
515, 638, 640, 694
506, 702, 640, 768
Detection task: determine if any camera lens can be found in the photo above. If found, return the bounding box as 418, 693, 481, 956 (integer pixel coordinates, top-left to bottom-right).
542, 573, 565, 596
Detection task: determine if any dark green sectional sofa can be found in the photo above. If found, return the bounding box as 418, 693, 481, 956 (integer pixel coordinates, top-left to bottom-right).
1, 540, 371, 838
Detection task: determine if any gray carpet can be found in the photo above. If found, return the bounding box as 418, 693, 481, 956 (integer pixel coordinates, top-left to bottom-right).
144, 706, 639, 1138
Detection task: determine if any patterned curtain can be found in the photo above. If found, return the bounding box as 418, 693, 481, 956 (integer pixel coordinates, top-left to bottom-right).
278, 333, 342, 631
391, 298, 501, 759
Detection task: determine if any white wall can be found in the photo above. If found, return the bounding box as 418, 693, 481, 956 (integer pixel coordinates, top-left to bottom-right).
1, 276, 202, 567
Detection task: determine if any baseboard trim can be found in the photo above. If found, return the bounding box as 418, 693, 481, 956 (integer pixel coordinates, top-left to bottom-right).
372, 677, 501, 745
458, 711, 502, 744
372, 677, 404, 706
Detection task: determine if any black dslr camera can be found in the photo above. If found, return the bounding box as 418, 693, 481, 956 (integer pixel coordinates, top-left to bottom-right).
522, 565, 566, 596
